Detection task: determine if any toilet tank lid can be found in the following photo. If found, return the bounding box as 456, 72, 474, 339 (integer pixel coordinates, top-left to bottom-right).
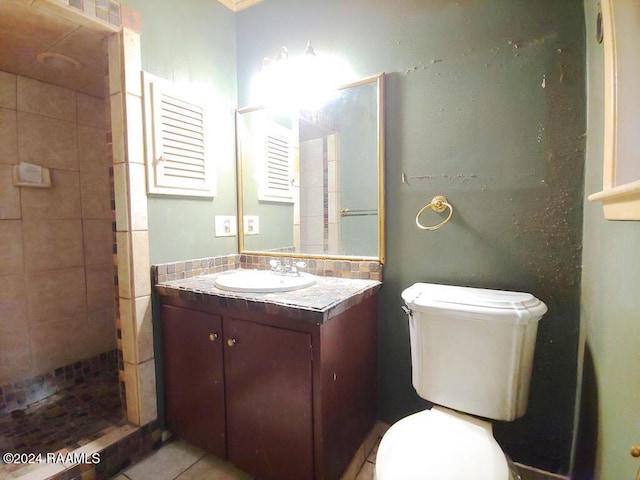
402, 283, 547, 323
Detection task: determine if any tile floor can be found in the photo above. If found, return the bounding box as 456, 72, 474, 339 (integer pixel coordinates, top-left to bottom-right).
0, 372, 123, 457
109, 437, 378, 480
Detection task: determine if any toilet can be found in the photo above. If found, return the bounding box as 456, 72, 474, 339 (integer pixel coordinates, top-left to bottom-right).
375, 283, 547, 480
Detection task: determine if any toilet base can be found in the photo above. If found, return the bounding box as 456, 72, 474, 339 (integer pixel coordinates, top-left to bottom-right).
375, 406, 515, 480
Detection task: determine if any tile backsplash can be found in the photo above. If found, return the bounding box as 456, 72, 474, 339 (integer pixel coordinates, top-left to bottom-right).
152, 254, 383, 284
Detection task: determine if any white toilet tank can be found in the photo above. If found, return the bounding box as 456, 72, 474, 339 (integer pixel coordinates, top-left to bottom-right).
402, 283, 547, 421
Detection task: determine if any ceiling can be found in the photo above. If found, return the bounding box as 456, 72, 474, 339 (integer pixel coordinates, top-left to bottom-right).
0, 0, 264, 98
216, 0, 264, 12
0, 0, 113, 98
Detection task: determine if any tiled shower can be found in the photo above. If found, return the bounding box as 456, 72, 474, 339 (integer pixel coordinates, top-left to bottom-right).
0, 71, 123, 463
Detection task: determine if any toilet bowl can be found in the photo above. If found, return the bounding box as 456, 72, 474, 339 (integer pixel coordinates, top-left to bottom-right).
375, 407, 513, 480
375, 283, 547, 480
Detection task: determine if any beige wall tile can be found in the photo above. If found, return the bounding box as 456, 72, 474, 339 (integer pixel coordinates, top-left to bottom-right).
120, 295, 153, 364
131, 230, 150, 298
86, 306, 117, 356
0, 71, 17, 110
0, 274, 30, 384
0, 165, 21, 219
17, 76, 76, 122
83, 219, 113, 265
125, 92, 143, 164
80, 166, 111, 219
118, 298, 135, 364
123, 361, 140, 424
113, 162, 129, 231
17, 111, 78, 170
110, 91, 125, 164
30, 313, 89, 374
122, 29, 141, 97
77, 92, 106, 129
0, 108, 18, 164
128, 162, 148, 230
138, 358, 157, 425
78, 125, 108, 172
0, 220, 24, 276
21, 169, 81, 219
23, 218, 84, 271
27, 267, 87, 325
116, 231, 131, 298
86, 263, 115, 311
135, 296, 153, 363
107, 34, 123, 96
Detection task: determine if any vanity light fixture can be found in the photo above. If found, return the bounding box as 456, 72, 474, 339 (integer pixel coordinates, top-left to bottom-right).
252, 41, 353, 112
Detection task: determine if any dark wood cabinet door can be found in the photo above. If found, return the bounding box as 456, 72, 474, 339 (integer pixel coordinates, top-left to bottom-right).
224, 317, 313, 480
161, 305, 226, 458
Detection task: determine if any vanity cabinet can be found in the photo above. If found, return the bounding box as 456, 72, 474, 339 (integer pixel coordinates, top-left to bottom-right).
161, 306, 226, 458
159, 293, 378, 480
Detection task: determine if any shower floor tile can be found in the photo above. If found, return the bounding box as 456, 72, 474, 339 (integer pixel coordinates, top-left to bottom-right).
0, 372, 124, 463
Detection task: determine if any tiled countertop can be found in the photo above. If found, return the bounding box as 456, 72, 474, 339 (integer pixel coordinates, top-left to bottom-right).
156, 269, 382, 324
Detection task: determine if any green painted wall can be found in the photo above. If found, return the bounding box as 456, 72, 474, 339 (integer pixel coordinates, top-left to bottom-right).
574, 2, 640, 479
237, 0, 585, 473
122, 0, 238, 264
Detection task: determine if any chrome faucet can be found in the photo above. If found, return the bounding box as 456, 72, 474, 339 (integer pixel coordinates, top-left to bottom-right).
269, 259, 307, 276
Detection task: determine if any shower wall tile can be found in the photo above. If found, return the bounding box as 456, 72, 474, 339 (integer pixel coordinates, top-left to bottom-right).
0, 275, 30, 385
23, 218, 84, 271
0, 220, 24, 275
87, 306, 117, 354
86, 263, 115, 311
122, 29, 141, 97
77, 92, 106, 128
1, 68, 115, 388
119, 295, 153, 364
123, 361, 140, 424
131, 230, 150, 297
17, 76, 76, 122
20, 169, 81, 219
108, 34, 123, 96
78, 125, 108, 171
128, 162, 148, 230
26, 267, 87, 325
116, 231, 132, 298
0, 71, 17, 109
110, 91, 125, 164
125, 93, 143, 164
80, 165, 111, 218
137, 358, 157, 425
17, 111, 79, 170
30, 314, 89, 374
113, 163, 129, 230
84, 219, 113, 265
0, 108, 18, 164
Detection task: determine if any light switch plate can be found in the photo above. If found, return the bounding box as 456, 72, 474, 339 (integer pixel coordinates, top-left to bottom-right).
214, 215, 237, 237
244, 215, 260, 235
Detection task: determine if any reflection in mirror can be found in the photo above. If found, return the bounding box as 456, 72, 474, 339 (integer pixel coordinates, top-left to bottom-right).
237, 73, 385, 262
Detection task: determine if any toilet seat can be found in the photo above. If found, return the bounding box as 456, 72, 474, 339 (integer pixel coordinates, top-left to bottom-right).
375, 406, 512, 480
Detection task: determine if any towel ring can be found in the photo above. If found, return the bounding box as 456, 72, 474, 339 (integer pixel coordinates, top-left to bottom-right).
416, 195, 453, 231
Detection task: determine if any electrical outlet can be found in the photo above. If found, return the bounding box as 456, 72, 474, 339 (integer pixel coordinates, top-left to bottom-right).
214, 216, 237, 237
244, 215, 259, 235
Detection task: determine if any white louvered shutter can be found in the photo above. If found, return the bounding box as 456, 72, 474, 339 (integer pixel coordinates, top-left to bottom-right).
259, 123, 294, 202
143, 73, 215, 197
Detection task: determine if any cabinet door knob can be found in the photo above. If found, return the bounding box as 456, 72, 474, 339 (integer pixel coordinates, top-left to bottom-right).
227, 338, 237, 347
631, 445, 640, 458
209, 333, 218, 342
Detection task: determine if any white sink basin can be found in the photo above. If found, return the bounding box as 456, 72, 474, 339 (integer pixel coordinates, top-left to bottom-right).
214, 270, 316, 293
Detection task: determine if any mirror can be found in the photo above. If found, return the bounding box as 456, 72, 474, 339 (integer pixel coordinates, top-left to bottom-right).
236, 73, 385, 262
587, 0, 640, 219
